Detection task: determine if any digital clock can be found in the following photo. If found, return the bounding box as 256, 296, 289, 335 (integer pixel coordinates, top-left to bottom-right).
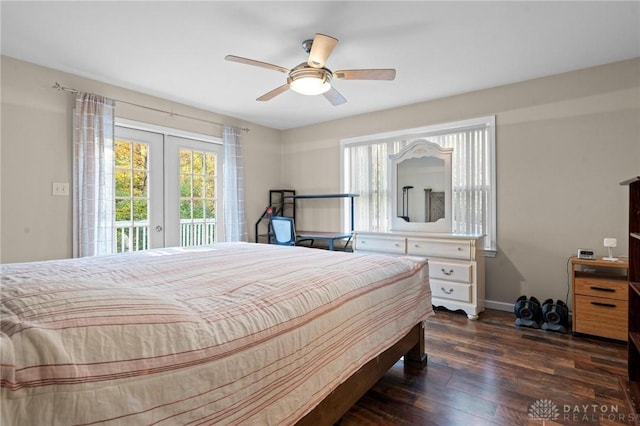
577, 248, 596, 259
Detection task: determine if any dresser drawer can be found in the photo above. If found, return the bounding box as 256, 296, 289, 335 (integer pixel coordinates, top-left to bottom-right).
407, 238, 472, 260
429, 260, 472, 283
430, 279, 472, 303
355, 235, 405, 254
574, 277, 628, 301
574, 294, 628, 340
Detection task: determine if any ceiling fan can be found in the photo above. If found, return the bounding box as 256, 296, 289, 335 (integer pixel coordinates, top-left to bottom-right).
225, 33, 396, 106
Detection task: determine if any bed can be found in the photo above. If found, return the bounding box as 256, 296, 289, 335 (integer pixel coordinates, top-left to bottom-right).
1, 242, 433, 425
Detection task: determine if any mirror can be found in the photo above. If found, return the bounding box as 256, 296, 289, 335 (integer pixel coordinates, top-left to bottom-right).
397, 156, 445, 222
389, 140, 452, 232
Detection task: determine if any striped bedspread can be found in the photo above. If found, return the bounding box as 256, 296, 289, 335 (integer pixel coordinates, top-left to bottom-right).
1, 242, 433, 425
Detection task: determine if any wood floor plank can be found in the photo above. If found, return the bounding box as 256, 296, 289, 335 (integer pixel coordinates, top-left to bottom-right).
338, 309, 635, 425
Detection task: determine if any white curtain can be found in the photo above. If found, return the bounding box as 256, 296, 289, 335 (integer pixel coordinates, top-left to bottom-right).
222, 125, 247, 242
347, 141, 405, 232
427, 127, 489, 236
72, 92, 115, 257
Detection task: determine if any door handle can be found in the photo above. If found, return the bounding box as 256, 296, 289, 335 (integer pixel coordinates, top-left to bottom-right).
155, 225, 163, 232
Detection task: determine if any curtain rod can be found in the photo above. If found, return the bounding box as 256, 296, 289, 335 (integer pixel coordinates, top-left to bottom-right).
52, 82, 249, 133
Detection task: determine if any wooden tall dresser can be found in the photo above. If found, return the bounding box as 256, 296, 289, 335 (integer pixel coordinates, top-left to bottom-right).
622, 177, 640, 413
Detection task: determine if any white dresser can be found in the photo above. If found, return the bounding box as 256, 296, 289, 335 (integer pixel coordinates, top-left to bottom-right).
354, 231, 485, 320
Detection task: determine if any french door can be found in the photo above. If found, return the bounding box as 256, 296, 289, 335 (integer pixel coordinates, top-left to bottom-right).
165, 135, 222, 248
114, 125, 222, 252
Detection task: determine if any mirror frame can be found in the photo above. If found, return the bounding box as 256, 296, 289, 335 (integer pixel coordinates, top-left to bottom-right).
389, 139, 453, 232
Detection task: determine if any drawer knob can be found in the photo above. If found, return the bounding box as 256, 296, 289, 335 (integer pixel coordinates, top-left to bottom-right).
441, 287, 454, 295
414, 244, 420, 248
457, 247, 463, 251
394, 243, 400, 247
441, 268, 454, 276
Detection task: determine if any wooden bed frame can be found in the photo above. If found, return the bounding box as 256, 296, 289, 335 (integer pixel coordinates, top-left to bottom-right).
296, 321, 427, 425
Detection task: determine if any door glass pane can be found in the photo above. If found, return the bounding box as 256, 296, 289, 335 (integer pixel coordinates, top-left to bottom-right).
180, 148, 217, 246
193, 176, 203, 198
193, 151, 204, 173
133, 172, 148, 197
205, 176, 215, 199
180, 151, 191, 173
115, 170, 132, 197
205, 200, 215, 219
180, 175, 192, 197
180, 200, 192, 220
115, 140, 131, 167
114, 139, 150, 253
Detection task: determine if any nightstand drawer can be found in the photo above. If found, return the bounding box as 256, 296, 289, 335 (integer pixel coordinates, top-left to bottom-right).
407, 238, 472, 260
429, 260, 472, 283
574, 294, 628, 340
355, 235, 405, 254
574, 277, 628, 301
431, 279, 472, 303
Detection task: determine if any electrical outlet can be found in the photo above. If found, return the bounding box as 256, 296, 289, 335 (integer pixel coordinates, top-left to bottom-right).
52, 182, 69, 196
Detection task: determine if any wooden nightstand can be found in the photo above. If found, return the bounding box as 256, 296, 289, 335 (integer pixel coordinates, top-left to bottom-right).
571, 256, 629, 341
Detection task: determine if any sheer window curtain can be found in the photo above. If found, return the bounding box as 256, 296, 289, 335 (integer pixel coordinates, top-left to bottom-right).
427, 127, 490, 236
72, 92, 116, 257
347, 141, 405, 232
222, 125, 248, 242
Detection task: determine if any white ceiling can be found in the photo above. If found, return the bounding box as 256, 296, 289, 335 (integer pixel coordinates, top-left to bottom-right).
1, 1, 639, 130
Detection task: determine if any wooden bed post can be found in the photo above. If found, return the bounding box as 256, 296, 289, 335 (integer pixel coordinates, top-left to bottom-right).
404, 321, 428, 369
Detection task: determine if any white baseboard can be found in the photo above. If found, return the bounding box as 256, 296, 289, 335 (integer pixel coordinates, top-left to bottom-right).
483, 299, 573, 320
483, 300, 513, 312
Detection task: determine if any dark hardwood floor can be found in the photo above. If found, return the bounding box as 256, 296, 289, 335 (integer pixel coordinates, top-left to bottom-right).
338, 308, 636, 426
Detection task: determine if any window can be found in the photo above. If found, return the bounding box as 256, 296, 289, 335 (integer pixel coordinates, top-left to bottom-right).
342, 116, 496, 254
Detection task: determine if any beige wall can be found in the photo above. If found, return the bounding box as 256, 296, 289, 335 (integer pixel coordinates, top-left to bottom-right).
0, 56, 282, 263
2, 55, 639, 310
281, 58, 640, 309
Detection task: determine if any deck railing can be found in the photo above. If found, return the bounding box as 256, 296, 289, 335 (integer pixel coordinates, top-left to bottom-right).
115, 220, 216, 253
180, 221, 216, 247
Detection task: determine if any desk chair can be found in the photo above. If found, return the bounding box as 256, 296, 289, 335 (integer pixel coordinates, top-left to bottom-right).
270, 216, 296, 246
269, 216, 315, 247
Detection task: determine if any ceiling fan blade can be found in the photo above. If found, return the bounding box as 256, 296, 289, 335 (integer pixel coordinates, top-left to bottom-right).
323, 87, 347, 106
257, 84, 290, 101
225, 55, 289, 74
333, 69, 396, 81
308, 33, 338, 68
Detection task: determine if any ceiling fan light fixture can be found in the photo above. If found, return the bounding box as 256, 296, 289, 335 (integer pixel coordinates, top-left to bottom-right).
225, 33, 395, 105
288, 66, 332, 96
